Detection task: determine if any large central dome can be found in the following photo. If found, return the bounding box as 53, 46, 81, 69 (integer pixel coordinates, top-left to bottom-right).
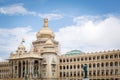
36, 18, 55, 39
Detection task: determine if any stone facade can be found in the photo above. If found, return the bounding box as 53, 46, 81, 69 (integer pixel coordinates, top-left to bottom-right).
0, 18, 120, 80
59, 50, 120, 80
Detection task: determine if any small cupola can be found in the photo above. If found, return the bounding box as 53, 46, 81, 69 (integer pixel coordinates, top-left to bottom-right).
17, 44, 26, 51
16, 39, 26, 54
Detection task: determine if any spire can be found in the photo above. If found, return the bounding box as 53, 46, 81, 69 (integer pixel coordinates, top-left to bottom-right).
44, 18, 48, 27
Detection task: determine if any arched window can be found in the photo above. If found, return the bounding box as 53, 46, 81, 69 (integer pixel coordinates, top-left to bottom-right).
97, 56, 100, 60
110, 62, 113, 67
67, 65, 69, 69
81, 58, 83, 61
81, 64, 83, 68
102, 70, 104, 75
97, 63, 100, 67
114, 54, 118, 58
97, 70, 100, 76
115, 62, 118, 66
60, 66, 62, 70
93, 63, 96, 68
81, 71, 83, 76
89, 64, 91, 68
74, 71, 76, 76
67, 59, 69, 62
77, 65, 80, 69
93, 70, 96, 76
70, 72, 72, 76
77, 58, 80, 61
78, 71, 80, 76
74, 65, 76, 69
60, 59, 62, 63
110, 55, 113, 59
63, 66, 65, 69
89, 57, 91, 60
105, 55, 108, 59
63, 72, 65, 77
93, 56, 96, 60
106, 62, 109, 67
60, 72, 62, 77
89, 71, 92, 76
101, 55, 104, 59
70, 65, 72, 69
110, 69, 113, 75
63, 59, 65, 62
101, 63, 104, 67
74, 58, 76, 62
85, 57, 87, 61
106, 70, 109, 75
115, 69, 118, 75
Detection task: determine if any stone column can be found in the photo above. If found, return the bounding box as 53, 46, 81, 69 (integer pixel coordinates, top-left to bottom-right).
30, 60, 33, 78
25, 60, 26, 76
17, 61, 19, 78
27, 60, 34, 78
10, 61, 13, 78
32, 60, 34, 77
21, 61, 23, 78
28, 60, 30, 75
29, 60, 32, 76
39, 60, 41, 78
13, 61, 15, 78
27, 61, 29, 75
26, 60, 28, 75
11, 61, 13, 78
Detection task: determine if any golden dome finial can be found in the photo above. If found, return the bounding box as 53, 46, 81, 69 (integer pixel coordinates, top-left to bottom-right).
44, 18, 48, 27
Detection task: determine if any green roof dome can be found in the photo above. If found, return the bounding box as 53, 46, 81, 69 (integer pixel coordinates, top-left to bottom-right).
64, 50, 84, 56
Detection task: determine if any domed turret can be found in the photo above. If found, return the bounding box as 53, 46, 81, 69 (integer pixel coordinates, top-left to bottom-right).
32, 18, 59, 54
17, 44, 26, 51
17, 39, 26, 51
16, 40, 27, 55
36, 18, 55, 39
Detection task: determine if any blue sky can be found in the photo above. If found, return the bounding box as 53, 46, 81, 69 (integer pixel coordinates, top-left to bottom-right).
0, 0, 120, 61
0, 0, 120, 31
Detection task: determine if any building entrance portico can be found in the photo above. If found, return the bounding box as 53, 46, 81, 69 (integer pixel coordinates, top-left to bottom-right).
9, 58, 42, 79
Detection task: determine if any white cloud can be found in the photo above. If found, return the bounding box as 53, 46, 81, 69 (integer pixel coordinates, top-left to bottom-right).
0, 4, 63, 20
1, 13, 120, 58
0, 4, 28, 15
0, 26, 36, 59
55, 15, 120, 54
38, 13, 63, 20
0, 57, 3, 62
73, 15, 102, 26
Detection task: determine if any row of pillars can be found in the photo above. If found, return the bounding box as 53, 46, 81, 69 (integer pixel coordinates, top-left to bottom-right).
10, 59, 41, 78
